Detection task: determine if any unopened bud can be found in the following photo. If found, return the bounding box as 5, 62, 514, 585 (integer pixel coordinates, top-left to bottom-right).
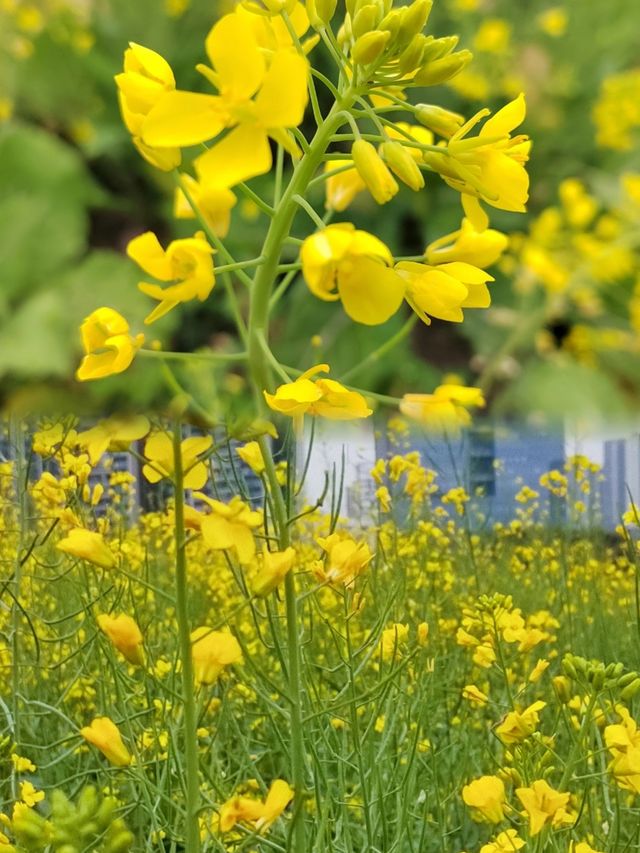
378, 7, 404, 40
421, 34, 459, 62
621, 677, 640, 702
380, 140, 424, 191
414, 49, 472, 86
552, 675, 571, 704
352, 30, 390, 64
398, 0, 432, 41
397, 34, 427, 74
351, 139, 399, 204
618, 671, 639, 689
415, 103, 465, 137
353, 3, 381, 38
306, 0, 337, 27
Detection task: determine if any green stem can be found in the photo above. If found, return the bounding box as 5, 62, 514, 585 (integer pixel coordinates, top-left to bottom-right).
257, 435, 306, 852
340, 314, 417, 383
172, 421, 201, 853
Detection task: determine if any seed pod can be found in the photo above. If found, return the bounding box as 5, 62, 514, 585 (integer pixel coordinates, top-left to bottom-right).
352, 30, 390, 64
414, 50, 472, 86
380, 141, 425, 191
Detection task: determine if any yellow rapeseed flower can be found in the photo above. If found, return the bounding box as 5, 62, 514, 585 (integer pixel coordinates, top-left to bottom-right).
142, 432, 212, 489
127, 231, 215, 324
399, 385, 485, 435
76, 308, 144, 382
462, 775, 506, 823
80, 717, 132, 767
301, 224, 404, 325
97, 614, 145, 666
264, 364, 372, 420
191, 627, 243, 685
198, 494, 263, 564
56, 528, 116, 570
515, 779, 572, 835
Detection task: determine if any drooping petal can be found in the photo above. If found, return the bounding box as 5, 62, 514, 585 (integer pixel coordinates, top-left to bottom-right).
482, 151, 529, 211
338, 256, 405, 325
195, 125, 272, 188
142, 91, 227, 148
183, 461, 209, 490
462, 194, 490, 230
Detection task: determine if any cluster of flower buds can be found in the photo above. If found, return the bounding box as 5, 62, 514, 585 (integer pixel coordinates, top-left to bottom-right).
562, 653, 640, 700
337, 0, 470, 84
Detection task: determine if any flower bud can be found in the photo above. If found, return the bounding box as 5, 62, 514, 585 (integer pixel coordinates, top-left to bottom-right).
552, 675, 571, 704
378, 7, 404, 39
352, 4, 381, 38
621, 677, 640, 702
306, 0, 337, 27
414, 49, 472, 85
351, 139, 399, 204
398, 0, 432, 41
617, 671, 639, 688
380, 141, 424, 191
415, 103, 465, 137
352, 30, 390, 64
421, 34, 459, 62
397, 34, 427, 74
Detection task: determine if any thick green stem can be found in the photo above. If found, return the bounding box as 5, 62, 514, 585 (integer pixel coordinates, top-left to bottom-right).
172, 421, 201, 853
247, 94, 356, 396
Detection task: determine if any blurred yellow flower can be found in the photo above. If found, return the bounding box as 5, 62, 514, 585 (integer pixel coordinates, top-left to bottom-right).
515, 779, 572, 835
127, 231, 215, 324
174, 174, 237, 238
76, 308, 144, 382
191, 627, 243, 685
399, 385, 485, 435
324, 160, 366, 211
462, 775, 506, 823
199, 494, 263, 564
220, 779, 294, 833
77, 415, 150, 465
80, 717, 132, 767
264, 365, 372, 420
252, 546, 296, 596
314, 532, 373, 587
97, 614, 145, 666
496, 700, 546, 744
57, 528, 116, 570
142, 432, 212, 489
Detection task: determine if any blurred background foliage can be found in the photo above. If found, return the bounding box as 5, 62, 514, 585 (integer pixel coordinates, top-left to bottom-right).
1, 0, 639, 420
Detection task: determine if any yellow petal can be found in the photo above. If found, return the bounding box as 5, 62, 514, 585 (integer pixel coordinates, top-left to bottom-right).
142, 91, 227, 147
462, 194, 489, 230
195, 125, 272, 188
127, 232, 173, 280
338, 256, 404, 325
205, 12, 265, 101
481, 92, 526, 138
254, 50, 309, 128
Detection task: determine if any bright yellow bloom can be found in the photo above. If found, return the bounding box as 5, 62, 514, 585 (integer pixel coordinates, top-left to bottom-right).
219, 779, 294, 833
235, 441, 265, 475
462, 684, 488, 706
399, 385, 485, 435
252, 546, 296, 596
324, 160, 366, 211
424, 218, 508, 268
174, 174, 237, 238
605, 707, 640, 794
301, 224, 404, 325
76, 307, 144, 382
198, 494, 263, 564
19, 782, 44, 808
191, 627, 243, 685
496, 700, 546, 744
396, 260, 493, 324
57, 528, 116, 570
480, 829, 525, 853
11, 754, 36, 773
424, 93, 530, 229
142, 432, 212, 489
462, 775, 506, 824
380, 623, 409, 661
537, 8, 568, 37
97, 614, 145, 666
264, 364, 372, 420
515, 779, 572, 836
80, 717, 132, 767
127, 231, 215, 324
314, 532, 373, 586
77, 415, 150, 465
142, 10, 308, 187
570, 844, 604, 853
473, 18, 511, 54
115, 43, 181, 170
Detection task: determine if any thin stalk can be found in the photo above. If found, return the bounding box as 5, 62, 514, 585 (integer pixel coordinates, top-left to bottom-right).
172, 421, 201, 853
